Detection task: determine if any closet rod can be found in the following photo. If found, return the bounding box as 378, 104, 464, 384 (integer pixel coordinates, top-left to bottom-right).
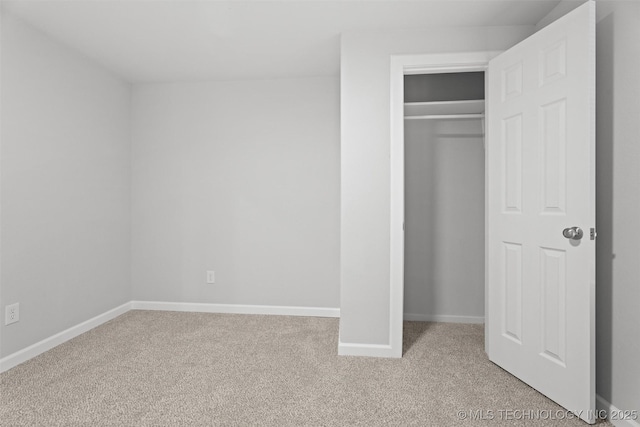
404, 113, 485, 120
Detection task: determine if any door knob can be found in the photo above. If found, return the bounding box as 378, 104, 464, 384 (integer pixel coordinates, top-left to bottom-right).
562, 226, 583, 240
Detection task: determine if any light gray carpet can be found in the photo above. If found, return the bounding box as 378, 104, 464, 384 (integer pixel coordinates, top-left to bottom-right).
0, 311, 610, 426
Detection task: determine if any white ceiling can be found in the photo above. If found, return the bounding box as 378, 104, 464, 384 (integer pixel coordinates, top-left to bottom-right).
2, 0, 563, 83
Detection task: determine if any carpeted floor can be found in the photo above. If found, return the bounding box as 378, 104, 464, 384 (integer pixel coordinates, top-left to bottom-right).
0, 311, 610, 426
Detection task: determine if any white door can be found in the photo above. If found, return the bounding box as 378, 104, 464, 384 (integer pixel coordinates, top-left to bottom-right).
487, 1, 595, 423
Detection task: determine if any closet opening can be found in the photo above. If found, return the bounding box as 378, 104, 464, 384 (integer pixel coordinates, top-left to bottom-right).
402, 71, 486, 327
390, 52, 494, 358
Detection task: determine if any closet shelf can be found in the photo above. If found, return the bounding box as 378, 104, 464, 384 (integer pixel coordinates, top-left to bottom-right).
404, 99, 485, 118
405, 113, 485, 121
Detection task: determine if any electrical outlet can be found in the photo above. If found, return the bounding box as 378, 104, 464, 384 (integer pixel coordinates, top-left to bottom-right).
206, 271, 215, 284
5, 303, 19, 326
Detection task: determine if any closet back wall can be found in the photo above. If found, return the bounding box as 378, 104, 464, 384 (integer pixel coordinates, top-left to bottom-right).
131, 77, 340, 308
404, 119, 485, 320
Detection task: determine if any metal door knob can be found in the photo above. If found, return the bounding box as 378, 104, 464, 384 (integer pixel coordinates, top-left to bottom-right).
562, 226, 583, 240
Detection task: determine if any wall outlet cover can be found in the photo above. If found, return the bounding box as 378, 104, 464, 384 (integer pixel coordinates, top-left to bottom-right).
206, 271, 215, 284
5, 303, 20, 325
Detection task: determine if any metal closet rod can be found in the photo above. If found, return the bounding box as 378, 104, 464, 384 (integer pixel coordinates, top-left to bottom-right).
404, 113, 485, 120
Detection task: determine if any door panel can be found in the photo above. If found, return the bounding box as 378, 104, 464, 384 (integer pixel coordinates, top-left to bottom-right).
487, 2, 595, 423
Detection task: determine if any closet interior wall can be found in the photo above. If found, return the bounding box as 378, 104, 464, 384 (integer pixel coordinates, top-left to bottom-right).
403, 72, 486, 322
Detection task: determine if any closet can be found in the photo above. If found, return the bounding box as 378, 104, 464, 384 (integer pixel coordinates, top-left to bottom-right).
403, 72, 486, 323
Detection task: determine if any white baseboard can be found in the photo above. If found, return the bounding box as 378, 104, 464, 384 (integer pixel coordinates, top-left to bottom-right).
338, 341, 399, 358
403, 313, 485, 324
597, 394, 640, 427
0, 302, 132, 373
131, 301, 340, 318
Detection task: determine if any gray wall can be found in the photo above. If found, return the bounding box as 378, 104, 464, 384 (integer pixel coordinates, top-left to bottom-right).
404, 119, 485, 320
0, 13, 132, 358
339, 25, 535, 345
595, 1, 640, 414
131, 77, 340, 308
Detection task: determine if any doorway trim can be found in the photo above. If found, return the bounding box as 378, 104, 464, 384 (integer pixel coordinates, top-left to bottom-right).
389, 51, 501, 358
